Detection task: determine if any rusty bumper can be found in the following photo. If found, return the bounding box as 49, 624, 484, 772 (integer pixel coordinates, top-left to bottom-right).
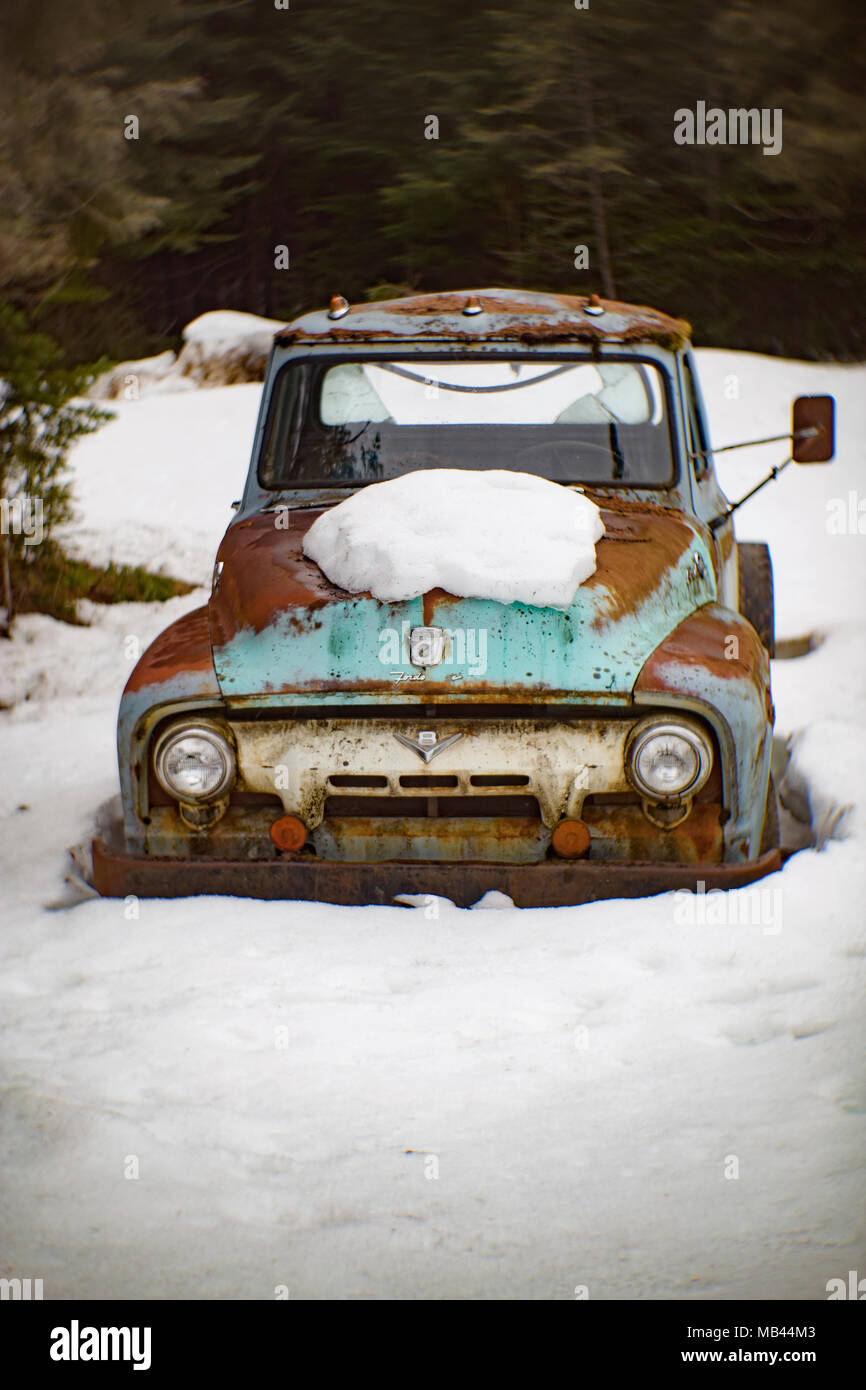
91, 838, 781, 908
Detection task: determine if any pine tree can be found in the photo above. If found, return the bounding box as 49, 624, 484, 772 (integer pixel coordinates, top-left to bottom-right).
0, 0, 255, 356
0, 305, 107, 632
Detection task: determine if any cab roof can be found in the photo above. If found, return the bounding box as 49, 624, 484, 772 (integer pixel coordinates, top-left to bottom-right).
274, 287, 692, 351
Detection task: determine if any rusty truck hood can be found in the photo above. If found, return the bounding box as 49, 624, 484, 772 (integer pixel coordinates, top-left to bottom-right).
208, 502, 716, 705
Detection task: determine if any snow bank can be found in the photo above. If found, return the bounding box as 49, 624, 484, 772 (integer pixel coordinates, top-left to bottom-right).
86, 349, 186, 402
779, 720, 866, 847
303, 468, 605, 607
0, 592, 207, 710
59, 384, 261, 584
88, 310, 286, 400
181, 309, 284, 344
175, 310, 286, 387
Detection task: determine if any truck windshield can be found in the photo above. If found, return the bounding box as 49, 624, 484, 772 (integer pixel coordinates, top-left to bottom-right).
259, 356, 675, 488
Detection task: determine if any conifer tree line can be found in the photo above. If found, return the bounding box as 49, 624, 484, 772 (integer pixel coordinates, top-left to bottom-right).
1, 0, 864, 363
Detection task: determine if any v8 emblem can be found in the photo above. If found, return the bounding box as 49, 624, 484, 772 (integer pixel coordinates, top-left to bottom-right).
393, 729, 463, 763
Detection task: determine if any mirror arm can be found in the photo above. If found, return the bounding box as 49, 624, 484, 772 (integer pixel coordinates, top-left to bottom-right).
709, 456, 793, 532
690, 426, 818, 463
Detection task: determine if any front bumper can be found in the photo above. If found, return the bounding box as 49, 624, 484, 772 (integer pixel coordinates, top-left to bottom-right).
91, 837, 781, 908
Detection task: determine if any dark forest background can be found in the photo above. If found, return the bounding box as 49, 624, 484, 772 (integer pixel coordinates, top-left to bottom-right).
1, 0, 865, 365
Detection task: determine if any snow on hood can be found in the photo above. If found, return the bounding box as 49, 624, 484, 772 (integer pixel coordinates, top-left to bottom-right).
301, 469, 605, 608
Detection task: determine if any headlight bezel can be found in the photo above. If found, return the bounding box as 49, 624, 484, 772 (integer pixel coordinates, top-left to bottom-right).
625, 715, 713, 803
152, 720, 236, 804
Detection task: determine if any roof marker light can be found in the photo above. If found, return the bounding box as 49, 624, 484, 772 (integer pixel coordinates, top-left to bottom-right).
462, 295, 483, 316
584, 293, 605, 317
328, 295, 350, 320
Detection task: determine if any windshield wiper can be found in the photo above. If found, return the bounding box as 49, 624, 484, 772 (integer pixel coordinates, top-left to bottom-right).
608, 421, 626, 480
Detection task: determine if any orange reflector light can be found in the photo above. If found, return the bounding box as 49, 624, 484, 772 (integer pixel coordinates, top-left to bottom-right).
270, 815, 307, 852
551, 819, 591, 858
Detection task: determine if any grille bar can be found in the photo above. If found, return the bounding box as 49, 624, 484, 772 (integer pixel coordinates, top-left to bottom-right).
324, 795, 541, 820
399, 775, 459, 789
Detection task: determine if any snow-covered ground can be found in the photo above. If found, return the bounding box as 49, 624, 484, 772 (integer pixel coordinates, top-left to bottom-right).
56, 383, 262, 585
0, 349, 864, 1300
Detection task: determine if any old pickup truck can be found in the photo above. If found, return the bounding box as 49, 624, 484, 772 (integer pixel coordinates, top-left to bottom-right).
92, 288, 834, 906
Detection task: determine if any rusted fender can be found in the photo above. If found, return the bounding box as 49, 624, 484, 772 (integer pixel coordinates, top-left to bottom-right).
634, 605, 774, 862
117, 606, 223, 851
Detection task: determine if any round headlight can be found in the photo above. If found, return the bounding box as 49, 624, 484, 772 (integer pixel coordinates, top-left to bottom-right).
153, 723, 235, 802
627, 718, 712, 801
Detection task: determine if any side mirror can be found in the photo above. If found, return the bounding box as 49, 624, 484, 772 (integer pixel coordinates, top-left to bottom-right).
792, 395, 834, 463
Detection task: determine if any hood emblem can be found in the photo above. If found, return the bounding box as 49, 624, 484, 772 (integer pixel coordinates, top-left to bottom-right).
394, 729, 463, 763
409, 626, 447, 667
